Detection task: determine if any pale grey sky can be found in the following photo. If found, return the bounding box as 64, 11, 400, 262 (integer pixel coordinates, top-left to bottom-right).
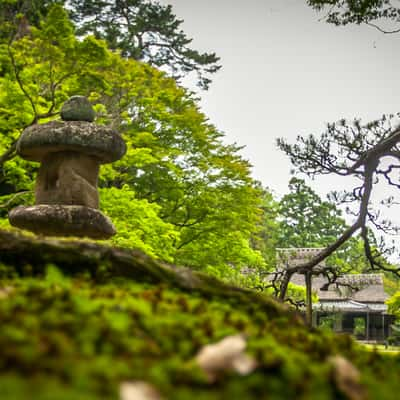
162, 0, 400, 202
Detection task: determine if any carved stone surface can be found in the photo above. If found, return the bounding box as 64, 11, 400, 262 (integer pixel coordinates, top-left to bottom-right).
17, 121, 126, 163
35, 152, 100, 208
9, 205, 116, 239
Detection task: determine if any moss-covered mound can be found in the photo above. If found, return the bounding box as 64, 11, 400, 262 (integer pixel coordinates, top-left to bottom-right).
0, 230, 399, 399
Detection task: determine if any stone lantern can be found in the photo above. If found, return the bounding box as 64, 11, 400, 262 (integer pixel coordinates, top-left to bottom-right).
9, 96, 126, 239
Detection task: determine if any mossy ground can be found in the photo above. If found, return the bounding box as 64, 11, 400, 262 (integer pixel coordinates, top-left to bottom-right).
0, 256, 400, 399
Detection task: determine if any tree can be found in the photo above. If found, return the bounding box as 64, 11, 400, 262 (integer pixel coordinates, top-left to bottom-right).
94, 60, 265, 269
255, 189, 281, 269
268, 177, 369, 322
0, 4, 263, 272
277, 177, 369, 270
100, 186, 179, 262
307, 0, 400, 33
278, 177, 347, 248
0, 0, 221, 89
0, 4, 111, 192
275, 2, 400, 313
276, 115, 400, 300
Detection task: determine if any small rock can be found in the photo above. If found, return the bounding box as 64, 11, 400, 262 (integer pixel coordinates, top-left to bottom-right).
0, 286, 13, 299
329, 355, 367, 400
120, 381, 162, 400
61, 96, 95, 122
195, 334, 257, 382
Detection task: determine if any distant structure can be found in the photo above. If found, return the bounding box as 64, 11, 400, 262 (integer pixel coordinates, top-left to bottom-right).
276, 248, 393, 342
9, 96, 126, 239
291, 273, 392, 341
276, 247, 326, 270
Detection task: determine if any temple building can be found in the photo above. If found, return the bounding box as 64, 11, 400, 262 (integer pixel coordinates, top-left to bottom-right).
277, 248, 394, 342
290, 272, 393, 341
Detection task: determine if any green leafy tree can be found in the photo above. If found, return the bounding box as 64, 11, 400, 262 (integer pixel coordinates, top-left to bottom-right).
0, 4, 111, 192
0, 7, 111, 185
94, 57, 265, 269
278, 177, 346, 248
100, 186, 179, 261
255, 189, 280, 269
0, 4, 263, 272
388, 291, 400, 318
277, 177, 370, 273
0, 0, 221, 89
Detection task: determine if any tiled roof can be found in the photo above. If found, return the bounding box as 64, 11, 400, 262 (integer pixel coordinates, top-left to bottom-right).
290, 273, 389, 304
275, 249, 389, 305
313, 300, 387, 312
353, 284, 389, 303
276, 248, 326, 269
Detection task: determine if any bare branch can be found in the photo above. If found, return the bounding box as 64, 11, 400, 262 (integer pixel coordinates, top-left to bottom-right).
0, 141, 18, 167
361, 226, 400, 277
278, 159, 377, 300
7, 42, 38, 124
366, 21, 400, 34
0, 191, 32, 209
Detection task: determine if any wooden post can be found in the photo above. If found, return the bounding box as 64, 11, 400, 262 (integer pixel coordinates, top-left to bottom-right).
312, 310, 318, 327
305, 270, 312, 328
382, 313, 385, 341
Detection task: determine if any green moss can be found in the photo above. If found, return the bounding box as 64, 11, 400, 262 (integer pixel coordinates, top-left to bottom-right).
0, 262, 400, 399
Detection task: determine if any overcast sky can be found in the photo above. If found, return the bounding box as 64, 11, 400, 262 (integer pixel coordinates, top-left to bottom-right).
161, 0, 400, 202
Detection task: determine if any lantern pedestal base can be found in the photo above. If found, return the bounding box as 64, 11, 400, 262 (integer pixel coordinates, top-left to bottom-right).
9, 205, 115, 239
